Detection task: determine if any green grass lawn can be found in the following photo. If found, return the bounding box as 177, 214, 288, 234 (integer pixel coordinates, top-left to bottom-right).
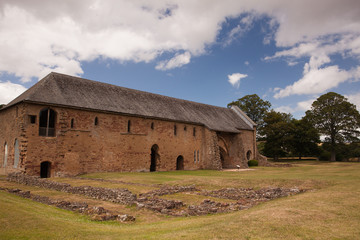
1, 161, 360, 239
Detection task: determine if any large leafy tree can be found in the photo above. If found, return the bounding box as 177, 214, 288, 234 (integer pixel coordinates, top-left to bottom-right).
262, 110, 293, 160
228, 94, 271, 137
288, 118, 320, 159
305, 92, 360, 161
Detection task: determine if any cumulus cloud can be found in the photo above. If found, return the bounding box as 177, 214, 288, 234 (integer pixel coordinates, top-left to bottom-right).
0, 81, 27, 104
155, 52, 191, 71
0, 0, 359, 88
274, 56, 355, 99
346, 92, 360, 111
228, 73, 248, 88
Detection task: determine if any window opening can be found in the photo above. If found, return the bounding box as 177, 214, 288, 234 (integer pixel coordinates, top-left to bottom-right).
14, 139, 19, 168
197, 150, 199, 162
70, 118, 74, 129
29, 115, 36, 124
194, 150, 196, 163
94, 117, 98, 126
3, 143, 8, 167
184, 126, 187, 131
193, 127, 196, 137
151, 122, 154, 130
174, 125, 177, 135
39, 108, 56, 137
127, 120, 131, 133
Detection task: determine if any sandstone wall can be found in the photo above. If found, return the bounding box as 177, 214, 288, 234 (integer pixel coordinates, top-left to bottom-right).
0, 103, 27, 175
10, 103, 207, 176
0, 103, 261, 177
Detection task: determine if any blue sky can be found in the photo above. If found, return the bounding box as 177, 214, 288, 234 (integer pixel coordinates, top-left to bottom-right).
0, 1, 359, 119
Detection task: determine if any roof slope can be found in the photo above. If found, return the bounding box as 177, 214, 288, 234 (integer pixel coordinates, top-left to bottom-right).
6, 72, 253, 132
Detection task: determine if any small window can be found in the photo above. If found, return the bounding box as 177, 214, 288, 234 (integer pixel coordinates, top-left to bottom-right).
193, 127, 196, 137
151, 122, 154, 130
94, 117, 98, 126
29, 115, 36, 124
70, 118, 74, 128
184, 126, 187, 131
197, 150, 199, 162
127, 120, 131, 133
174, 125, 177, 136
194, 150, 196, 163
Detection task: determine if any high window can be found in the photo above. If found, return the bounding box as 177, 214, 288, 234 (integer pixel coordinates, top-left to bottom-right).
174, 125, 177, 136
127, 120, 131, 133
39, 108, 56, 137
70, 118, 74, 129
193, 127, 196, 137
94, 117, 98, 126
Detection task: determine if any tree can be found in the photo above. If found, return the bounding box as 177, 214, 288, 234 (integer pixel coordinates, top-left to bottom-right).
305, 92, 360, 161
288, 118, 320, 159
262, 110, 292, 160
228, 94, 271, 138
0, 104, 4, 109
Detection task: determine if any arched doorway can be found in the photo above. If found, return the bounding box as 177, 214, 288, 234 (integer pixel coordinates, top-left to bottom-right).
219, 147, 230, 169
246, 150, 252, 160
176, 155, 184, 170
40, 161, 51, 178
150, 144, 159, 172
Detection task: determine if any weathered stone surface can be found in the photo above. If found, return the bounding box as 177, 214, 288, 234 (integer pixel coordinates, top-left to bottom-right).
2, 186, 135, 222
7, 172, 137, 205
139, 185, 199, 197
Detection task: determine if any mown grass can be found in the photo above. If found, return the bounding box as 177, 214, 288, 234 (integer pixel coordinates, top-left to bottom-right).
1, 161, 360, 239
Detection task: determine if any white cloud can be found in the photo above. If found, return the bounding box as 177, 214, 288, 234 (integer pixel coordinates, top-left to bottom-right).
0, 0, 359, 82
274, 60, 354, 99
296, 98, 317, 111
274, 106, 294, 114
346, 92, 360, 111
155, 52, 191, 71
228, 73, 248, 88
0, 81, 27, 104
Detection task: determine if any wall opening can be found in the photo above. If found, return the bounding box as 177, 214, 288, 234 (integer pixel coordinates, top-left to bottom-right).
14, 139, 19, 168
150, 144, 159, 172
40, 161, 51, 178
39, 108, 56, 137
176, 155, 184, 170
219, 147, 230, 169
246, 150, 252, 160
151, 122, 154, 130
174, 125, 177, 136
70, 118, 74, 128
94, 117, 98, 126
127, 120, 131, 133
3, 142, 8, 167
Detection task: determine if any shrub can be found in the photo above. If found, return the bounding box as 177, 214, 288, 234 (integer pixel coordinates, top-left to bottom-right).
248, 160, 258, 167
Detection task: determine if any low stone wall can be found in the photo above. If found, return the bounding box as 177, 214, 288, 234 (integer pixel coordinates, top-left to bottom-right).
1, 187, 135, 222
7, 172, 137, 205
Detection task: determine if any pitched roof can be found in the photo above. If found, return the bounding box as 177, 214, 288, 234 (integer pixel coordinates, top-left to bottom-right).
6, 72, 254, 132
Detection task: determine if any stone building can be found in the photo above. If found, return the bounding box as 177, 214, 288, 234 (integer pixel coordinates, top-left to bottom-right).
0, 72, 266, 177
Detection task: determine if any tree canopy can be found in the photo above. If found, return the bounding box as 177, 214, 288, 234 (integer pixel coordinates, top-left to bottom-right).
228, 94, 271, 138
305, 92, 360, 161
262, 110, 292, 160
